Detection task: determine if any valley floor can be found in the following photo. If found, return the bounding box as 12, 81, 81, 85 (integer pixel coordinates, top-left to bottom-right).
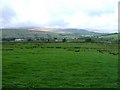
2, 42, 118, 88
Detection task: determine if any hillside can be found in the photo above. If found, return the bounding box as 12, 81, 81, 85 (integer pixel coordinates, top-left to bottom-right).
98, 33, 119, 40
2, 28, 102, 39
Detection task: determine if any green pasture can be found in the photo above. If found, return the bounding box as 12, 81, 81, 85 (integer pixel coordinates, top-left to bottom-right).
2, 42, 118, 88
99, 34, 118, 40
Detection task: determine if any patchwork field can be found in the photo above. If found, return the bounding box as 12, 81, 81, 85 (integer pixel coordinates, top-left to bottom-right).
2, 42, 118, 88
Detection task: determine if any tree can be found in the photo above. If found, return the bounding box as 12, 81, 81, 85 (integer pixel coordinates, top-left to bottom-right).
85, 38, 92, 42
27, 38, 32, 42
62, 38, 67, 42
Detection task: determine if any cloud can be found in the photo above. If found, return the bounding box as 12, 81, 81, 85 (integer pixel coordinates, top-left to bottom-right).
1, 6, 17, 27
64, 8, 118, 33
1, 0, 118, 33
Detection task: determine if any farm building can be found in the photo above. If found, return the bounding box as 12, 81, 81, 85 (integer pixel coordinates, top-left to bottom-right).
15, 38, 25, 42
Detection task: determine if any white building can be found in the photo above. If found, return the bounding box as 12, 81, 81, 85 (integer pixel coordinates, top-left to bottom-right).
15, 39, 24, 42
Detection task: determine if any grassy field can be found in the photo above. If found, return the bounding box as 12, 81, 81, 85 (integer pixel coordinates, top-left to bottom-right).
2, 42, 118, 88
99, 34, 119, 40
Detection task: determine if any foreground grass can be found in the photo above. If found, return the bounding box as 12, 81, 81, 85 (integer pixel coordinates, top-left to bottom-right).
2, 42, 118, 88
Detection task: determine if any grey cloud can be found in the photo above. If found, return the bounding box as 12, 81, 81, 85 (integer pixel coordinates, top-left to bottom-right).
87, 9, 115, 16
2, 6, 16, 24
48, 19, 69, 28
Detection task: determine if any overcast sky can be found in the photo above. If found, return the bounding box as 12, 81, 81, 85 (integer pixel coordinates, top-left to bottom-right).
0, 0, 119, 33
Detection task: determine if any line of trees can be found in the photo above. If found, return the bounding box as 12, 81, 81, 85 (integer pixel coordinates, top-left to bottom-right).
2, 37, 68, 43
2, 37, 119, 43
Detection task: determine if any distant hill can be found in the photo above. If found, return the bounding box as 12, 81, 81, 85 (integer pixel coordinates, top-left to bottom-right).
98, 33, 119, 40
62, 28, 100, 35
2, 28, 104, 39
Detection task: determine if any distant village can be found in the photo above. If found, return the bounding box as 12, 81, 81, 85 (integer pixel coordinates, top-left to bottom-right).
2, 36, 119, 43
2, 37, 67, 42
